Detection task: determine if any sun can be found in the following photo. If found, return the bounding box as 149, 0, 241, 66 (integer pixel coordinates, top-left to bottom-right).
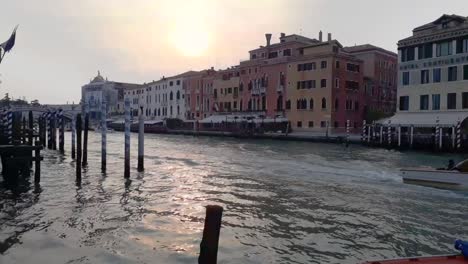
170, 20, 211, 57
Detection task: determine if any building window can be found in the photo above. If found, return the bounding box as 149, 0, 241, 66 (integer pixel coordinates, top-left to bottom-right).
463, 92, 468, 109
448, 66, 458, 82
432, 94, 440, 110
321, 98, 327, 109
320, 79, 327, 88
419, 94, 429, 110
228, 87, 232, 94
418, 43, 433, 59
447, 93, 457, 110
297, 121, 302, 128
169, 81, 174, 86
354, 101, 359, 111
399, 96, 409, 111
285, 100, 291, 110
464, 65, 468, 80
308, 121, 314, 128
346, 63, 360, 72
345, 81, 359, 90
402, 72, 410, 86
436, 41, 452, 57
309, 98, 314, 110
283, 49, 291, 56
401, 47, 415, 62
335, 98, 339, 111
336, 61, 340, 68
320, 121, 326, 128
335, 78, 340, 88
420, 70, 429, 84
176, 80, 180, 85
433, 68, 441, 83
321, 61, 327, 69
268, 51, 278, 59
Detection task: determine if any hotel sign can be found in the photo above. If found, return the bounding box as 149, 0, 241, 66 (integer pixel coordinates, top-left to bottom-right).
399, 55, 468, 70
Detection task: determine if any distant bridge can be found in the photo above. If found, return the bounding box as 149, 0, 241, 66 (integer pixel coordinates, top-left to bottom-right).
6, 106, 81, 121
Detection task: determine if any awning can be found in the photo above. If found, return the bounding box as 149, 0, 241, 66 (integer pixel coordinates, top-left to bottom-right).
376, 111, 468, 127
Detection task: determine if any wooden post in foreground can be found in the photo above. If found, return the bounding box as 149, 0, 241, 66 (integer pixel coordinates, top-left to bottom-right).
199, 205, 223, 264
59, 109, 65, 153
82, 113, 89, 166
124, 98, 131, 178
76, 114, 82, 182
34, 140, 41, 184
138, 106, 144, 172
28, 111, 33, 145
101, 101, 107, 172
71, 114, 76, 159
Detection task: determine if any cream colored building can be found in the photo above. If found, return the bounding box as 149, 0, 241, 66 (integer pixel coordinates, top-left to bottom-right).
396, 15, 468, 119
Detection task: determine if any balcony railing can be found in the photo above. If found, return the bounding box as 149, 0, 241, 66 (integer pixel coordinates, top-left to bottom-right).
259, 87, 266, 94
277, 84, 284, 93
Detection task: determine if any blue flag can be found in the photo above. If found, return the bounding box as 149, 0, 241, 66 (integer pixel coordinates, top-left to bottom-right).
1, 25, 18, 53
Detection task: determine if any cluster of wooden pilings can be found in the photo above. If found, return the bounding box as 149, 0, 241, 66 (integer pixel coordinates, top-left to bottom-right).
358, 120, 464, 152
0, 110, 43, 184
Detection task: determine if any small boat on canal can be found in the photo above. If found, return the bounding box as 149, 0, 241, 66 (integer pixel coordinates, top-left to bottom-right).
401, 159, 468, 189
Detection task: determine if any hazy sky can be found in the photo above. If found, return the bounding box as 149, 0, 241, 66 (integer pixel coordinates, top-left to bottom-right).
1, 0, 467, 104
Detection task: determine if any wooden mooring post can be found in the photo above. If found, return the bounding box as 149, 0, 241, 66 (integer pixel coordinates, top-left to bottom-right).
34, 140, 42, 184
28, 111, 33, 145
101, 101, 107, 172
138, 107, 144, 172
52, 111, 57, 150
199, 205, 223, 264
76, 114, 82, 182
71, 114, 76, 159
82, 112, 89, 166
59, 109, 65, 153
124, 98, 131, 178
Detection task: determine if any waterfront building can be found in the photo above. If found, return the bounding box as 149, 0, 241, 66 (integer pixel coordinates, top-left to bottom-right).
386, 14, 468, 126
343, 45, 398, 117
286, 36, 365, 132
82, 71, 142, 120
184, 69, 216, 120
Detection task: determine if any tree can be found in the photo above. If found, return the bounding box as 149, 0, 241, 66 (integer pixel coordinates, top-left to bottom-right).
31, 99, 40, 106
0, 93, 11, 107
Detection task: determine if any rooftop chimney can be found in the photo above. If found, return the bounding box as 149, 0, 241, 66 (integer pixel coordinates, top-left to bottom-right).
280, 32, 285, 38
265, 33, 272, 46
328, 33, 332, 41
319, 31, 323, 42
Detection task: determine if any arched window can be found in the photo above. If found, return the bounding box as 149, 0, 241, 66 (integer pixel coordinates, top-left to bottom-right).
154, 109, 157, 116
170, 106, 173, 115
248, 99, 252, 110
296, 99, 300, 110
262, 96, 266, 111
170, 91, 173, 100
277, 95, 283, 110
158, 108, 161, 116
256, 99, 260, 111
335, 98, 339, 111
240, 100, 243, 111
176, 91, 180, 100
177, 105, 180, 115
321, 98, 327, 109
309, 98, 314, 110
286, 100, 291, 110
302, 99, 307, 109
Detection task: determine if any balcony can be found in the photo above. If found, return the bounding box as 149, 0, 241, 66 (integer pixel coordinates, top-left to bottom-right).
259, 86, 266, 94
251, 88, 260, 96
277, 84, 284, 93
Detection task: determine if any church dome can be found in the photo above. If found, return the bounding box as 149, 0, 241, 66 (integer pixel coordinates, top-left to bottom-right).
90, 71, 105, 83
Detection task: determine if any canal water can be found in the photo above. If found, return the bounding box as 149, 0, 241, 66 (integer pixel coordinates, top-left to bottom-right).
1, 132, 468, 264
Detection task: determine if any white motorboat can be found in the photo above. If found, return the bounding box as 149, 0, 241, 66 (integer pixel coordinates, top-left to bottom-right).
401, 168, 468, 188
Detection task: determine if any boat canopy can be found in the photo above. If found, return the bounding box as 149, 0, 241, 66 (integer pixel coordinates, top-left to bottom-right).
376, 111, 468, 127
